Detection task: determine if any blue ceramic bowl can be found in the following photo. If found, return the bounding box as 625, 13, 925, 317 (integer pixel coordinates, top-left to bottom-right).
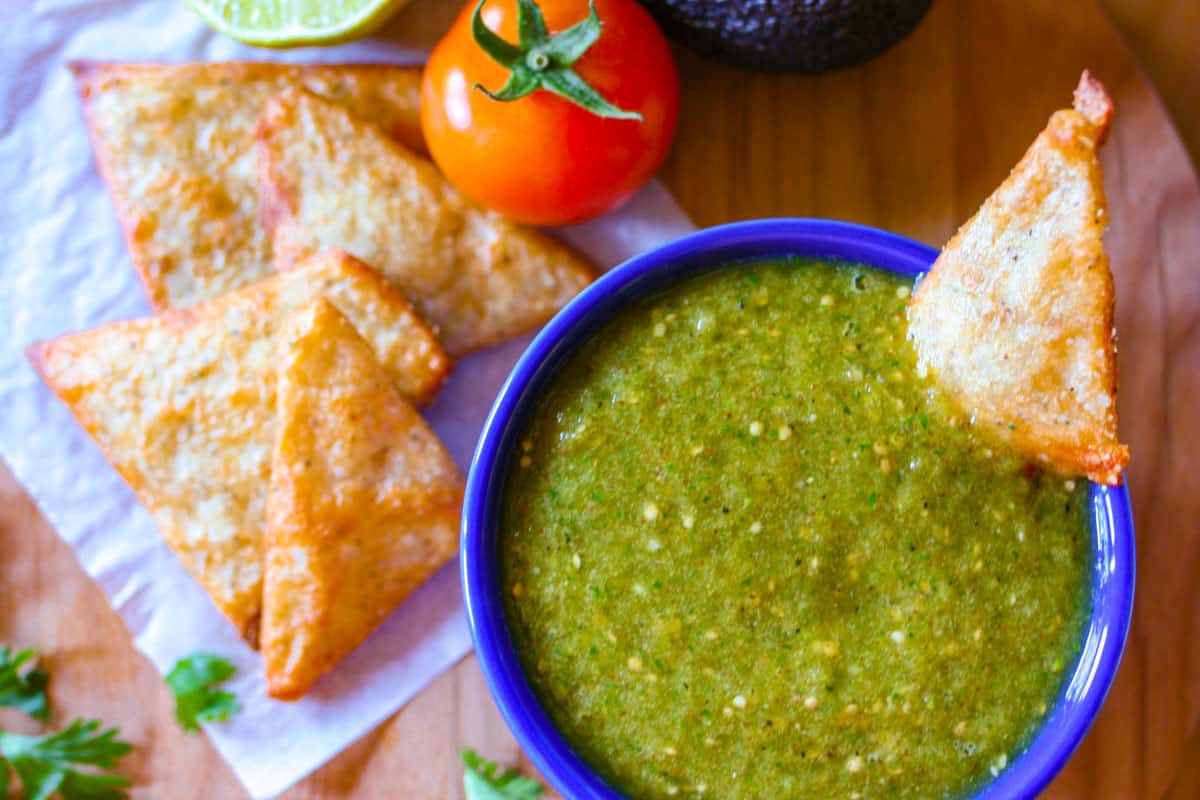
461, 219, 1135, 800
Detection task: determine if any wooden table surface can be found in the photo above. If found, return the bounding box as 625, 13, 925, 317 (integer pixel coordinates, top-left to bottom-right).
1102, 0, 1200, 172
3, 1, 1198, 798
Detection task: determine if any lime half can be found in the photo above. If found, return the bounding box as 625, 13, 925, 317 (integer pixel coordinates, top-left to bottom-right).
181, 0, 413, 48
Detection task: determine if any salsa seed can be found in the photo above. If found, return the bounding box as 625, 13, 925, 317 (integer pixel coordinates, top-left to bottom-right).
647, 538, 662, 552
665, 786, 678, 796
873, 441, 889, 455
880, 458, 893, 474
572, 553, 582, 569
653, 322, 667, 337
974, 628, 984, 642
723, 706, 733, 717
749, 421, 764, 436
691, 444, 705, 456
627, 656, 643, 671
846, 755, 865, 773
896, 285, 911, 299
732, 694, 747, 709
704, 630, 718, 640
750, 521, 763, 534
519, 456, 532, 469
814, 640, 840, 657
890, 630, 906, 645
643, 502, 660, 521
511, 582, 524, 598
804, 696, 820, 709
779, 425, 793, 440
820, 294, 835, 307
1065, 479, 1076, 491
954, 721, 968, 738
682, 514, 695, 529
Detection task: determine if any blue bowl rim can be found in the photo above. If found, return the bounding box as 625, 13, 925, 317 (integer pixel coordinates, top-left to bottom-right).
461, 218, 1135, 800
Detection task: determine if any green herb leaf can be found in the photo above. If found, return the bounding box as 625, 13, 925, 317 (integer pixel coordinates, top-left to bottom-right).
514, 0, 548, 47
541, 0, 601, 66
0, 719, 131, 800
542, 67, 642, 120
461, 748, 544, 800
165, 654, 239, 733
472, 0, 522, 67
471, 0, 640, 120
0, 645, 50, 721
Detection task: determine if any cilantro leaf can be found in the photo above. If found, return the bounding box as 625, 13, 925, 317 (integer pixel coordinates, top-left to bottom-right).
0, 645, 50, 721
165, 654, 239, 733
461, 748, 544, 800
0, 719, 131, 800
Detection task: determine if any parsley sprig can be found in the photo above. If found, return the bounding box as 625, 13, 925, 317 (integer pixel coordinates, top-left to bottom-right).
0, 720, 131, 800
166, 653, 239, 733
0, 646, 49, 721
461, 748, 545, 799
0, 644, 132, 800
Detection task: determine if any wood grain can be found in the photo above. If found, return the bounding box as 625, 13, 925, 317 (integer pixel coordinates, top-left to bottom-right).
2, 1, 1198, 798
1102, 0, 1200, 171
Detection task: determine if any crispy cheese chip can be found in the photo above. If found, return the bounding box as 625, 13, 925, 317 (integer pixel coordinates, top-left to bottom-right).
71, 61, 424, 310
263, 299, 462, 700
256, 89, 597, 356
908, 71, 1128, 485
28, 251, 448, 641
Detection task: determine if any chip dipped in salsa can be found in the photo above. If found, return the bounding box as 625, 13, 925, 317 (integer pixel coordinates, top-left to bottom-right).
500, 259, 1092, 799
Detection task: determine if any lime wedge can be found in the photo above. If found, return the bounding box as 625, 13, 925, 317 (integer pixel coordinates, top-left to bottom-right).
181, 0, 413, 47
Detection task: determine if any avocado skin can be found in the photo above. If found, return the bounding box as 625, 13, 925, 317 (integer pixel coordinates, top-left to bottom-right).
639, 0, 934, 73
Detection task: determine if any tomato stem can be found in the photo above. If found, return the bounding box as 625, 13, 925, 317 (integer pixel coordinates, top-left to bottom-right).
471, 0, 643, 121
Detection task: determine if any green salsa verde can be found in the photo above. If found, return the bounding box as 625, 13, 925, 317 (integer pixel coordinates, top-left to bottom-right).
501, 259, 1091, 800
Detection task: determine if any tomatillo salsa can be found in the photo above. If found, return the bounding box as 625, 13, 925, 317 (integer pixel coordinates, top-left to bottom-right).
501, 259, 1090, 799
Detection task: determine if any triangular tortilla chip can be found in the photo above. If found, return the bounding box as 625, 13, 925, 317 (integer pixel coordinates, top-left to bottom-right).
255, 88, 597, 356
28, 251, 449, 642
72, 61, 424, 310
263, 299, 462, 700
908, 71, 1128, 485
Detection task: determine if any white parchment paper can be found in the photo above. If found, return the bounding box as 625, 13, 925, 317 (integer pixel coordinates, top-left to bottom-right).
0, 2, 695, 796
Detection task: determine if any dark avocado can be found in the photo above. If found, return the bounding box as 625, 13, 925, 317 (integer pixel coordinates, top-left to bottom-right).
638, 0, 934, 73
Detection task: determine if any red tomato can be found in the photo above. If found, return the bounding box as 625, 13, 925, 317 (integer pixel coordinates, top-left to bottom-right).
421, 0, 680, 226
